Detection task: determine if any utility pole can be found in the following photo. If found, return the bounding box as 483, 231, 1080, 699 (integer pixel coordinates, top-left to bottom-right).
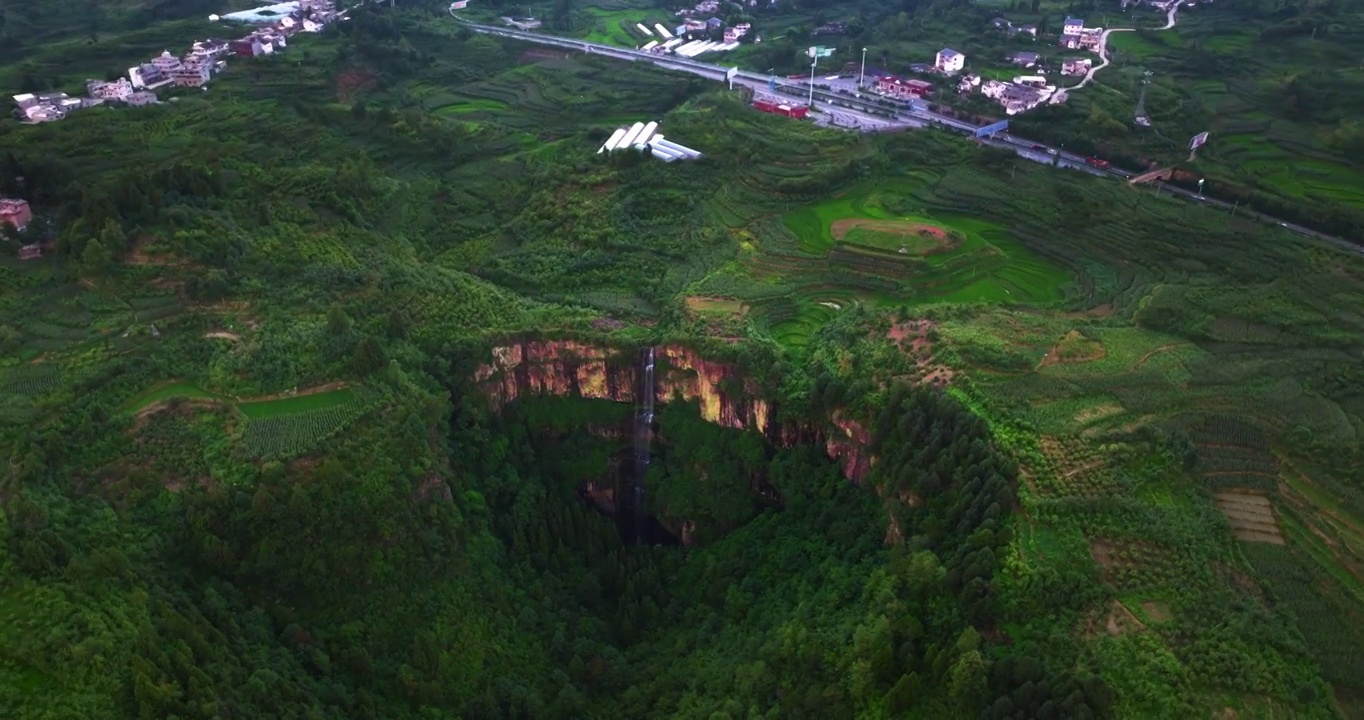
860, 47, 867, 90
1134, 69, 1152, 125
808, 53, 817, 109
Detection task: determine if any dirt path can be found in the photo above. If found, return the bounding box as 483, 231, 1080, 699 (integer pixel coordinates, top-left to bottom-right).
1061, 458, 1106, 480
1128, 343, 1182, 372
204, 331, 242, 342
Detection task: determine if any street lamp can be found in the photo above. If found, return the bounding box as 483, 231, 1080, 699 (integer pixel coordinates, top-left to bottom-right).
860, 47, 867, 89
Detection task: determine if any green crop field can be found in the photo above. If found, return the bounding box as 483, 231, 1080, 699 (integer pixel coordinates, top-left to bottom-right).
237, 388, 357, 419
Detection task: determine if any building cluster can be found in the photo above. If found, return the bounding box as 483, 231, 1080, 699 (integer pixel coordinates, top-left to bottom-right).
11, 0, 338, 124
977, 75, 1064, 115
636, 14, 748, 56
597, 120, 702, 162
1059, 17, 1103, 50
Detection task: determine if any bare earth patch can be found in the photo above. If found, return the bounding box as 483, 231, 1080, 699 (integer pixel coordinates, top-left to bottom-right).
1215, 490, 1285, 544
335, 68, 376, 103
1083, 598, 1147, 638
685, 296, 749, 316
204, 331, 241, 342
887, 320, 955, 387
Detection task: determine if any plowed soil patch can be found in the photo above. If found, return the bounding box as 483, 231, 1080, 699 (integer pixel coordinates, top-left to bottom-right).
1215, 490, 1284, 544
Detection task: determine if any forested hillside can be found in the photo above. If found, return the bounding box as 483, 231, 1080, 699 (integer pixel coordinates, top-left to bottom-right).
0, 0, 1360, 717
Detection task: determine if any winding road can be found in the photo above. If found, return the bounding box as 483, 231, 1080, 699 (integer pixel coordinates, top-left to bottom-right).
1073, 1, 1183, 90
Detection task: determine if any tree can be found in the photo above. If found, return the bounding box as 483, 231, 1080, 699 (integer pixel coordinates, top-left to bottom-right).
80, 237, 112, 277
386, 309, 408, 340
353, 337, 388, 375
327, 306, 353, 336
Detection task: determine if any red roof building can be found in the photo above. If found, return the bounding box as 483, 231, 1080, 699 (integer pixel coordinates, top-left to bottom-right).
875, 76, 933, 100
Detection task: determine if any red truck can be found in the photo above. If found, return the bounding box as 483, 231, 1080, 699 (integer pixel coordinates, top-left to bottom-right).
1085, 157, 1111, 169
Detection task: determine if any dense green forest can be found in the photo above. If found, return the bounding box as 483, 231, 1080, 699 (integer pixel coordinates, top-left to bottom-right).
1, 0, 1362, 717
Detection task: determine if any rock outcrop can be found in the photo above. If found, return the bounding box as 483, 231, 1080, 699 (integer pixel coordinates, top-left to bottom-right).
475, 339, 870, 482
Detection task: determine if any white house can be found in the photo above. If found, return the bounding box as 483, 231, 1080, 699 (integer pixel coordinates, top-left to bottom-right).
935, 48, 964, 74
87, 78, 135, 100
1063, 17, 1085, 34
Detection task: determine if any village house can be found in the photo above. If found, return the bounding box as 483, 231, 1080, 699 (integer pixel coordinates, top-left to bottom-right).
0, 198, 33, 233
705, 17, 724, 32
1059, 33, 1082, 49
1064, 17, 1085, 34
87, 78, 135, 101
1013, 24, 1038, 37
173, 58, 213, 87
981, 79, 1048, 115
231, 37, 265, 57
1079, 32, 1102, 49
1062, 58, 1092, 75
1014, 75, 1047, 88
935, 48, 965, 74
151, 50, 183, 74
875, 75, 934, 100
957, 73, 982, 94
723, 24, 750, 43
683, 18, 706, 32
1008, 51, 1040, 67
129, 62, 174, 89
190, 39, 231, 60
12, 92, 82, 122
125, 91, 158, 106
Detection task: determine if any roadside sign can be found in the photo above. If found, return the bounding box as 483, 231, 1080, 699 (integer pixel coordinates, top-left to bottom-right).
806, 46, 835, 59
974, 119, 1009, 138
1189, 131, 1209, 150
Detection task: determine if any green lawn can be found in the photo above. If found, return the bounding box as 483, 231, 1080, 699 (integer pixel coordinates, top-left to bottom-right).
237, 388, 357, 419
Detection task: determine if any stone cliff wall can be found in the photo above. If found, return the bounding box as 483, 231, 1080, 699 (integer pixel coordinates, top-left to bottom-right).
474, 339, 870, 482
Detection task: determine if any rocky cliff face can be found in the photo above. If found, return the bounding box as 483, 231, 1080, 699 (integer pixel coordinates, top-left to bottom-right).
475, 339, 870, 482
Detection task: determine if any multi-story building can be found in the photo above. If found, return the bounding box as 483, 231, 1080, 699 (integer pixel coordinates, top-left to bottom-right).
935, 48, 965, 74
87, 77, 135, 100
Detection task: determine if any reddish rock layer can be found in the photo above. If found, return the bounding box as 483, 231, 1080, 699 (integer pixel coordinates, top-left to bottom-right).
475, 339, 870, 482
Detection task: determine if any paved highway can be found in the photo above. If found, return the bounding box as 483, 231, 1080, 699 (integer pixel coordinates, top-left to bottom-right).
451, 16, 1357, 254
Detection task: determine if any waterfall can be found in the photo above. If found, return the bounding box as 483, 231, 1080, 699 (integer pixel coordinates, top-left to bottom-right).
633, 347, 656, 540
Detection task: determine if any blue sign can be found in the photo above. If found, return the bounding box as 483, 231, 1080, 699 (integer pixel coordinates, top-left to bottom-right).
974, 119, 1009, 138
